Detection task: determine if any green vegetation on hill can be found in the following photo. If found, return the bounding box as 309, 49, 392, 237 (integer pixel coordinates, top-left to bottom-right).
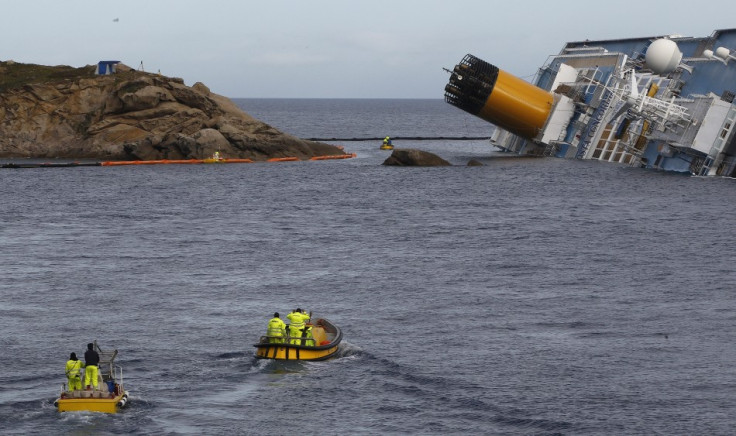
0, 61, 181, 94
0, 62, 97, 92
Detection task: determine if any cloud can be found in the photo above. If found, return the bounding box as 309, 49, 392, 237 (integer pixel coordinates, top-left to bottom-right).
347, 31, 403, 53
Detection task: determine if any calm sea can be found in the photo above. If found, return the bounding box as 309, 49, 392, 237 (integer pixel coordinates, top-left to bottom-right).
1, 99, 735, 435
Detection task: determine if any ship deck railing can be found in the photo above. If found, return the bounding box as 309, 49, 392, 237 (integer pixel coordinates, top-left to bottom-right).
257, 330, 337, 346
257, 335, 325, 346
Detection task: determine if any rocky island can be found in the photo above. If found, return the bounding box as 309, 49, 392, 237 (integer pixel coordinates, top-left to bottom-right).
0, 61, 346, 161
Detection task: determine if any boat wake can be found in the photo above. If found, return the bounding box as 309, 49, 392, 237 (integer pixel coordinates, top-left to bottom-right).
215, 351, 249, 360
334, 341, 362, 358
341, 349, 573, 434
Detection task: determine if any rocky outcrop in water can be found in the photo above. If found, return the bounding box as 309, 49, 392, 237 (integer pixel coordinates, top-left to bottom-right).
0, 61, 345, 160
382, 149, 451, 166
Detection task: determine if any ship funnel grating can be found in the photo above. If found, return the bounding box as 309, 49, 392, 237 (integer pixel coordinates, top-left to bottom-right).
444, 54, 499, 115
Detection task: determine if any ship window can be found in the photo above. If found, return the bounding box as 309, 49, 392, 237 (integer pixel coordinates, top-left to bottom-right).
654, 155, 663, 167
721, 123, 732, 138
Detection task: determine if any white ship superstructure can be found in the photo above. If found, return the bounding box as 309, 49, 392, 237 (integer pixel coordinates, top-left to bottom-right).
445, 29, 736, 177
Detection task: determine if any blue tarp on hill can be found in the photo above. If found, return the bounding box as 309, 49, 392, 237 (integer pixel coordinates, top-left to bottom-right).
96, 60, 121, 75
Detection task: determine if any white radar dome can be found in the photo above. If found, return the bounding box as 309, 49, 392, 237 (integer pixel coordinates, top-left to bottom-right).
645, 39, 683, 74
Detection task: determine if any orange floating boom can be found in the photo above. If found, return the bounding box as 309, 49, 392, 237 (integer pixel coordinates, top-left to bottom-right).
101, 158, 254, 166
100, 154, 354, 166
310, 153, 357, 160
267, 157, 300, 162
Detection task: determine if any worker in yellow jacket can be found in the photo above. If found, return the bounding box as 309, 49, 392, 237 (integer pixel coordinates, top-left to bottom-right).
65, 352, 83, 391
302, 324, 315, 346
286, 308, 309, 345
84, 342, 100, 390
299, 309, 315, 346
266, 312, 286, 343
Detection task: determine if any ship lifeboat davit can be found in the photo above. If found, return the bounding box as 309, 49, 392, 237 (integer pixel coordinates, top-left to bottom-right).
253, 318, 342, 361
445, 54, 553, 140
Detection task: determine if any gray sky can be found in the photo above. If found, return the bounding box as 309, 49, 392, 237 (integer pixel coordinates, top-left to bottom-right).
2, 0, 734, 98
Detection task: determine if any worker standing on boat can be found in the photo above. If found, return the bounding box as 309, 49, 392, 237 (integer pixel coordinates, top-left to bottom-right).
84, 343, 100, 390
286, 308, 308, 345
383, 136, 392, 147
266, 312, 286, 343
300, 309, 315, 346
65, 352, 83, 391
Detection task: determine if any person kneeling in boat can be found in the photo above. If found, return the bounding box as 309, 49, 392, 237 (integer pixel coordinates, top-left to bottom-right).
84, 343, 100, 390
266, 312, 286, 343
65, 352, 83, 391
287, 308, 309, 345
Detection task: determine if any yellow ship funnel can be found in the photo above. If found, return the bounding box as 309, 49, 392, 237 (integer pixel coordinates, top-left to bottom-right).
445, 54, 553, 140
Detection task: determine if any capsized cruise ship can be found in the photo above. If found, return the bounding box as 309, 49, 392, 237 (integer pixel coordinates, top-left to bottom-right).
445, 29, 736, 177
